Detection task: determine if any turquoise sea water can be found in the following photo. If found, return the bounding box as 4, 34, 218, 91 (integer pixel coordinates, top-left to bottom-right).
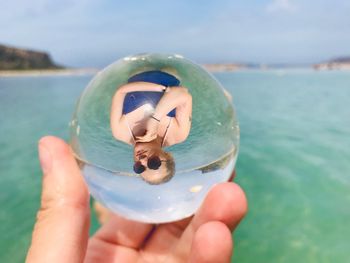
0, 70, 349, 262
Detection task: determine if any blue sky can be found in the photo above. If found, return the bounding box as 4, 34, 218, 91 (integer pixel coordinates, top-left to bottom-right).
1, 0, 349, 68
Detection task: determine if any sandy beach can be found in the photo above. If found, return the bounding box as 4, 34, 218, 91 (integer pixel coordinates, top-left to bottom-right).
0, 63, 251, 77
2, 64, 349, 78
0, 68, 99, 77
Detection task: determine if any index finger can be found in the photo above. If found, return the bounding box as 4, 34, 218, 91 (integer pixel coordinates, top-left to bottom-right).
172, 182, 248, 258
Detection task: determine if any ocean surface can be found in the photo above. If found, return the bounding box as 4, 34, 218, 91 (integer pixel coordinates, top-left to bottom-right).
0, 70, 349, 262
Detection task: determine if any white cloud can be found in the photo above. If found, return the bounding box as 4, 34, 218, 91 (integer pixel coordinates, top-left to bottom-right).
266, 0, 297, 13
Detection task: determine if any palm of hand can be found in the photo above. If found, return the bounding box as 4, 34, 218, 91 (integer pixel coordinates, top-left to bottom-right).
86, 216, 195, 262
85, 182, 246, 263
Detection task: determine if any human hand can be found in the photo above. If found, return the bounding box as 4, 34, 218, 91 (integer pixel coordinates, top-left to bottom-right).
135, 117, 160, 142
26, 136, 247, 263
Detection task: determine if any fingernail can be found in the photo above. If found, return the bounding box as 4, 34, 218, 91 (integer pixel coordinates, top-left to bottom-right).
39, 142, 52, 174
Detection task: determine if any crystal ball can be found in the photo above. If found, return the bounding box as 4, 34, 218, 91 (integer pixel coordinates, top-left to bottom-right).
69, 53, 239, 223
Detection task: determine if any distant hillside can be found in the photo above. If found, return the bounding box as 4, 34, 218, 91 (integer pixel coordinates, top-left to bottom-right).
329, 57, 350, 63
0, 44, 63, 70
314, 56, 350, 70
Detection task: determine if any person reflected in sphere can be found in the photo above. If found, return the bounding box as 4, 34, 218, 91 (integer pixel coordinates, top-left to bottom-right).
110, 71, 192, 184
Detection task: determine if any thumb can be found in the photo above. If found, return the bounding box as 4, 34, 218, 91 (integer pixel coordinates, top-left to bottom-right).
26, 136, 90, 263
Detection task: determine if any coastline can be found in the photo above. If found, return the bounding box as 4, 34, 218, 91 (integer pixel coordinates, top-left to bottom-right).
0, 68, 99, 77
313, 62, 350, 71
0, 65, 246, 77
202, 63, 246, 72
1, 65, 350, 78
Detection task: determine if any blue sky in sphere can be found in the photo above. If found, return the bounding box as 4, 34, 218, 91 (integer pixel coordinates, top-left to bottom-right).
1, 0, 349, 68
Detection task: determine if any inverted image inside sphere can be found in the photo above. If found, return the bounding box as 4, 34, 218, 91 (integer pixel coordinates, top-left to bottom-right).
70, 53, 239, 223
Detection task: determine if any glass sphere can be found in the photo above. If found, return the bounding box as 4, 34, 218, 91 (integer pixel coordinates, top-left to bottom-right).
70, 53, 239, 223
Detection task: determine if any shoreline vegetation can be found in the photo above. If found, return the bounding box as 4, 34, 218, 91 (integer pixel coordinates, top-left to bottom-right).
1, 43, 350, 77
0, 44, 62, 70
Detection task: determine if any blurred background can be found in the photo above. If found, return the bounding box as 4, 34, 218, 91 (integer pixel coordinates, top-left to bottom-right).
1, 0, 350, 262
